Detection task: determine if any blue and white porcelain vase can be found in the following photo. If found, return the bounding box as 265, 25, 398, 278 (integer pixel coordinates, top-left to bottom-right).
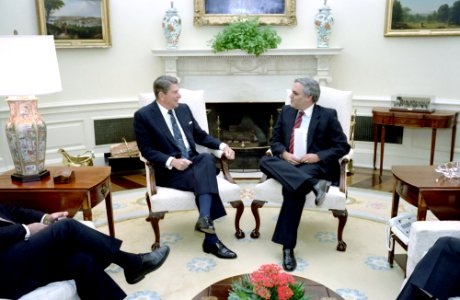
162, 1, 182, 49
314, 0, 334, 48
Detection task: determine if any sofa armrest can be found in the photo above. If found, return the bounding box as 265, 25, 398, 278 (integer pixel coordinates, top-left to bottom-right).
407, 221, 460, 277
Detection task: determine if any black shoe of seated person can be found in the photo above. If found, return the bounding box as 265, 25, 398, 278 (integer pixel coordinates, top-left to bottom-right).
195, 216, 216, 234
124, 245, 170, 284
203, 240, 237, 259
282, 248, 297, 272
313, 179, 331, 206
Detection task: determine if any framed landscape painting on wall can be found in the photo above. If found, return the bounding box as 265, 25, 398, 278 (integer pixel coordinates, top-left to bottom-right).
385, 0, 460, 36
194, 0, 296, 26
36, 0, 111, 48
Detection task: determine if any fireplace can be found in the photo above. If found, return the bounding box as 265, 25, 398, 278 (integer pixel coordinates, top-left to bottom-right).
153, 48, 342, 171
207, 102, 283, 170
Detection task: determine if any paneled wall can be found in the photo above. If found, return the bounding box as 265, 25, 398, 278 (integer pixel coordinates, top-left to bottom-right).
0, 0, 459, 172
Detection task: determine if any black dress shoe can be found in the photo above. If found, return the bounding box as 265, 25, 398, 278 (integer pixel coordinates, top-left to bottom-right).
282, 248, 296, 272
313, 179, 331, 206
125, 245, 170, 284
203, 240, 237, 259
195, 216, 215, 234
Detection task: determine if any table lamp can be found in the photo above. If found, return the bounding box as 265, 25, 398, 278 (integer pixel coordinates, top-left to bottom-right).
0, 35, 62, 182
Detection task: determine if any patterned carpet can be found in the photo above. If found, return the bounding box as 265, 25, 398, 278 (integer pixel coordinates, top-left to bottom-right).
78, 187, 414, 300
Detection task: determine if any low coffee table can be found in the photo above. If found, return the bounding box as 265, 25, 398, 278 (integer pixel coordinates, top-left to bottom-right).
193, 273, 344, 300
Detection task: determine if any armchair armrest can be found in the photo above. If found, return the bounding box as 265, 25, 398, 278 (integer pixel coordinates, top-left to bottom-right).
140, 149, 236, 195
140, 154, 157, 197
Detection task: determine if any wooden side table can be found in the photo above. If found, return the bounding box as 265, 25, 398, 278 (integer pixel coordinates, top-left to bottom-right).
388, 165, 460, 270
0, 166, 115, 237
372, 107, 458, 177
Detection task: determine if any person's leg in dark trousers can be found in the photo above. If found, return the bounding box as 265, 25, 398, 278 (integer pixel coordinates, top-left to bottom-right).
397, 236, 460, 300
157, 153, 226, 220
155, 152, 235, 258
0, 218, 167, 299
259, 156, 323, 193
272, 187, 307, 248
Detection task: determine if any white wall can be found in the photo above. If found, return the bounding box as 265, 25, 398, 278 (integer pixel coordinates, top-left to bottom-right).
0, 0, 459, 171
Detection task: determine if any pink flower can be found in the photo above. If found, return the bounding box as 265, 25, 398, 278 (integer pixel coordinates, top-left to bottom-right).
229, 264, 304, 299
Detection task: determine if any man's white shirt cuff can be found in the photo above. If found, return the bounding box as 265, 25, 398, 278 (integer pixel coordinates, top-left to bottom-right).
22, 224, 31, 240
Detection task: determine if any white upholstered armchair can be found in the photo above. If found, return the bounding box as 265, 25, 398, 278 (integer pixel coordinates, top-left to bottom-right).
406, 221, 460, 278
252, 86, 354, 252
138, 89, 243, 250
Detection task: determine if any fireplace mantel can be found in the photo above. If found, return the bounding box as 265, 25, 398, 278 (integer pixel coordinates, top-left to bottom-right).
152, 48, 342, 102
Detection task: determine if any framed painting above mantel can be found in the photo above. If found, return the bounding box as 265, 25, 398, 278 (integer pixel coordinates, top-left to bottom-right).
194, 0, 296, 26
36, 0, 111, 48
384, 0, 460, 37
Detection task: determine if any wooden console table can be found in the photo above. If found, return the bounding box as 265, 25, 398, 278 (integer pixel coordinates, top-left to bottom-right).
0, 166, 115, 237
373, 107, 458, 177
388, 165, 460, 270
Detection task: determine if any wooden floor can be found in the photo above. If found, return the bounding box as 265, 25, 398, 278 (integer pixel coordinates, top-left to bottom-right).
109, 166, 395, 193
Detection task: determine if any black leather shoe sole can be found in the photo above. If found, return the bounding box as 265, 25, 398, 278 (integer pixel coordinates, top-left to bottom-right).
314, 180, 331, 206
203, 241, 237, 259
126, 246, 170, 284
195, 217, 216, 234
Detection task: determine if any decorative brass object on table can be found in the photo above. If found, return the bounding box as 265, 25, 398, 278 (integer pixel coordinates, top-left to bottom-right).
109, 138, 139, 158
58, 148, 94, 167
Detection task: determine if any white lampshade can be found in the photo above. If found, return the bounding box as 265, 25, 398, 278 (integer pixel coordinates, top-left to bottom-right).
0, 35, 62, 96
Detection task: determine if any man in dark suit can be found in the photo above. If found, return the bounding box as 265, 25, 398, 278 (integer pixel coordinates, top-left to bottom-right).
133, 75, 237, 259
0, 203, 170, 299
259, 77, 350, 271
397, 236, 460, 300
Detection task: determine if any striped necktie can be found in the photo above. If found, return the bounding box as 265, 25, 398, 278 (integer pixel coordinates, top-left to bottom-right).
289, 111, 304, 153
168, 110, 189, 159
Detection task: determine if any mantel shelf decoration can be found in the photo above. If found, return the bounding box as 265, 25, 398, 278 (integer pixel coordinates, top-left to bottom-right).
314, 0, 334, 48
162, 1, 182, 49
209, 18, 282, 57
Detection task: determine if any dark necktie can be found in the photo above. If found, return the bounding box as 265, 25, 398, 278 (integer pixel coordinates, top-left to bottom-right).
168, 110, 189, 159
289, 111, 304, 153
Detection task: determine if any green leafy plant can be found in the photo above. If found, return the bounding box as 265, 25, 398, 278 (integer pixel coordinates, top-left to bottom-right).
209, 18, 282, 57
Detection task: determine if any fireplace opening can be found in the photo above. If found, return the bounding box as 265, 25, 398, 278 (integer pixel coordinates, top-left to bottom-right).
206, 102, 284, 171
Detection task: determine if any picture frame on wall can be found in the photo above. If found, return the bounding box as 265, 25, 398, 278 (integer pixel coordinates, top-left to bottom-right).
194, 0, 296, 26
36, 0, 111, 48
384, 0, 460, 36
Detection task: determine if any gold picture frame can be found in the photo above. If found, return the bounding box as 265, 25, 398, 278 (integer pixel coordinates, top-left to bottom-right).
194, 0, 296, 26
36, 0, 111, 48
384, 0, 460, 37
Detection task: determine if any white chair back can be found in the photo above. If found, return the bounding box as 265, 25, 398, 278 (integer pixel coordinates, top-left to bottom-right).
285, 86, 353, 141
138, 88, 208, 132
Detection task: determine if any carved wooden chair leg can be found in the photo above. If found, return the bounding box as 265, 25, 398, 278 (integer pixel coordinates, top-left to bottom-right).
250, 200, 267, 238
148, 211, 166, 250
145, 192, 152, 221
331, 209, 348, 252
230, 200, 245, 239
388, 232, 396, 267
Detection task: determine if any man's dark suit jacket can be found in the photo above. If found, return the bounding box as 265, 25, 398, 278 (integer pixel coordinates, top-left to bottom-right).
134, 101, 222, 167
133, 100, 226, 219
260, 103, 350, 248
0, 204, 43, 250
271, 104, 350, 185
0, 204, 126, 299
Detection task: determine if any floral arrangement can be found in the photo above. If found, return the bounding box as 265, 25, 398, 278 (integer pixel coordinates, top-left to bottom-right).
228, 264, 308, 300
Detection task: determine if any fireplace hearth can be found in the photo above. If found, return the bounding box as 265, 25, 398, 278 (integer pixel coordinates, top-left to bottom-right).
207, 102, 283, 170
